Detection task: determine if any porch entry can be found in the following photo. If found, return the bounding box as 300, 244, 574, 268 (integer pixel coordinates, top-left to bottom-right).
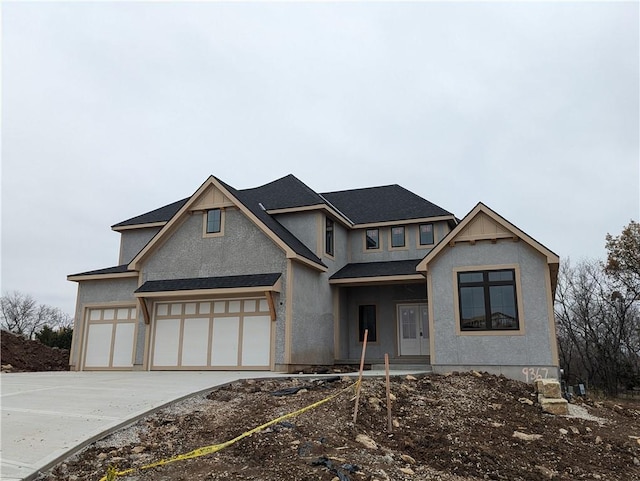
397, 303, 429, 356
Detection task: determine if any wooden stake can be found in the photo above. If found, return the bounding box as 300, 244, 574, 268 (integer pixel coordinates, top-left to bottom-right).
385, 353, 392, 432
352, 329, 368, 424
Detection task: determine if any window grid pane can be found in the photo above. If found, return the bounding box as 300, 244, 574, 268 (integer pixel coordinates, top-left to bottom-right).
458, 269, 518, 331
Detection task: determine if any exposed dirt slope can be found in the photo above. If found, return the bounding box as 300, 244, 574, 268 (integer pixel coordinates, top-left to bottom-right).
39, 372, 640, 481
1, 330, 69, 372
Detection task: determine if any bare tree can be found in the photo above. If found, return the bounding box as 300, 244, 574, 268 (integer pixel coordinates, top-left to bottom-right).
555, 260, 640, 394
1, 291, 72, 340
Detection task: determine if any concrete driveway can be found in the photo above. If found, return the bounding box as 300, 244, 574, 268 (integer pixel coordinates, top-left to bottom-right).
0, 371, 284, 480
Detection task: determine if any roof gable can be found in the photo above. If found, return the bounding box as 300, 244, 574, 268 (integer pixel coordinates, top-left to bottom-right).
127, 176, 325, 272
417, 202, 560, 271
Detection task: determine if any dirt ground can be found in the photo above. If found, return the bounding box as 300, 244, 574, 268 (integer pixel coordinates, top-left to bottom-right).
0, 330, 69, 372
37, 371, 640, 481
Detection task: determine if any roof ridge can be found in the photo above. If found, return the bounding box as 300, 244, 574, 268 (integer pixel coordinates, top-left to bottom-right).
321, 183, 400, 195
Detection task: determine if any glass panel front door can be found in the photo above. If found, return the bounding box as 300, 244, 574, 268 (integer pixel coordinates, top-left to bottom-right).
398, 303, 429, 356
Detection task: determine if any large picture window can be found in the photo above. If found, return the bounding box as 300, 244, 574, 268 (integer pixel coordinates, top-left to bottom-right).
358, 305, 377, 342
458, 269, 519, 331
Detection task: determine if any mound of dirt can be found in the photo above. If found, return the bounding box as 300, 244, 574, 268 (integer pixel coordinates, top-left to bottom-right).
1, 330, 70, 372
39, 372, 640, 481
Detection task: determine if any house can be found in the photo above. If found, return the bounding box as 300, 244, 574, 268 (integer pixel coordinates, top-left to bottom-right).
68, 174, 560, 382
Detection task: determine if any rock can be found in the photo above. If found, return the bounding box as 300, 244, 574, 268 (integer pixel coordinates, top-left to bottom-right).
595, 436, 603, 445
389, 393, 397, 401
491, 422, 504, 428
535, 465, 557, 479
634, 457, 640, 466
399, 467, 415, 475
570, 426, 580, 435
593, 474, 602, 480
400, 454, 416, 465
518, 397, 534, 406
405, 375, 417, 381
559, 428, 569, 435
132, 446, 146, 454
585, 427, 593, 433
489, 403, 503, 410
356, 433, 378, 449
512, 431, 542, 441
97, 453, 108, 460
539, 379, 562, 399
392, 419, 400, 428
541, 397, 569, 415
369, 397, 382, 411
471, 370, 483, 378
297, 389, 308, 395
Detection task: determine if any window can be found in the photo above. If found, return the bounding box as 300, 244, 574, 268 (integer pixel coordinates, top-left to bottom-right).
365, 229, 379, 250
458, 269, 519, 331
206, 209, 222, 234
391, 226, 405, 248
325, 218, 334, 256
419, 223, 434, 245
358, 305, 377, 342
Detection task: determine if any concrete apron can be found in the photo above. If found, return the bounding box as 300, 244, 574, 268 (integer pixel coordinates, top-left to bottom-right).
0, 369, 427, 481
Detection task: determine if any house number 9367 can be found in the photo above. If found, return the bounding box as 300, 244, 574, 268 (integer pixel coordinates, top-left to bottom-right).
522, 367, 549, 383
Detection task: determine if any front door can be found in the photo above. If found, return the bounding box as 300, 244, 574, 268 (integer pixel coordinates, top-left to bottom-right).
398, 303, 429, 356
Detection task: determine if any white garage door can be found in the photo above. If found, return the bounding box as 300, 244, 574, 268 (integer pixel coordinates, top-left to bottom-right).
83, 306, 137, 370
150, 298, 272, 370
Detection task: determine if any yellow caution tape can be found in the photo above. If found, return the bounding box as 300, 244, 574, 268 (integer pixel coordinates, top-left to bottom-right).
99, 380, 359, 481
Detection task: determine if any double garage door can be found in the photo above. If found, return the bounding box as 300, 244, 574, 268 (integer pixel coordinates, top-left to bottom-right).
150, 297, 272, 370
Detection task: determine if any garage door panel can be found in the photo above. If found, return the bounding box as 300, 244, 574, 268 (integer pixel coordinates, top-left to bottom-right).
242, 316, 271, 366
211, 317, 239, 366
112, 323, 136, 367
85, 324, 113, 368
181, 318, 210, 366
153, 319, 181, 367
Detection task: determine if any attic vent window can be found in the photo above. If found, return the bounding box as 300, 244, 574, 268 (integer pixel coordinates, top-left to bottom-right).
206, 209, 222, 234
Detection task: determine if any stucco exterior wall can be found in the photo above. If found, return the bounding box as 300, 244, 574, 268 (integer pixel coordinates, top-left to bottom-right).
428, 240, 557, 372
274, 211, 320, 256
349, 220, 450, 264
141, 209, 287, 281
341, 283, 427, 360
139, 208, 289, 364
71, 277, 143, 367
289, 263, 333, 365
118, 227, 162, 265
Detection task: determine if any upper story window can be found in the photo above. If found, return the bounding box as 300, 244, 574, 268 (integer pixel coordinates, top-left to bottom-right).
419, 223, 434, 246
203, 208, 224, 237
458, 269, 519, 331
325, 217, 334, 256
391, 226, 405, 248
365, 229, 379, 250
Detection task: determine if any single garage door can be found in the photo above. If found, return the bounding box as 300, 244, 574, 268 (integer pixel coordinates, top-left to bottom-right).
150, 297, 272, 370
83, 306, 137, 370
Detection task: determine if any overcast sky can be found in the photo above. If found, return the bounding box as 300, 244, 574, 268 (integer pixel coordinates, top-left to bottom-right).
2, 1, 638, 316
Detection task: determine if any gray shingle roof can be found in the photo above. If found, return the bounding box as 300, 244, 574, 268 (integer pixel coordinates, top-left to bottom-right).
135, 273, 282, 293
69, 264, 134, 277
242, 174, 325, 210
215, 177, 325, 267
330, 259, 422, 280
320, 185, 454, 224
112, 198, 189, 229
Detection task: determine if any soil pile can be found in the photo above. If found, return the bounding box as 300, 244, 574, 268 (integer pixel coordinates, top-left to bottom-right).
1, 330, 70, 372
39, 372, 640, 481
